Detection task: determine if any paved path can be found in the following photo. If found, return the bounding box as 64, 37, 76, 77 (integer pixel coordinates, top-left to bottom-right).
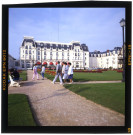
8, 70, 125, 126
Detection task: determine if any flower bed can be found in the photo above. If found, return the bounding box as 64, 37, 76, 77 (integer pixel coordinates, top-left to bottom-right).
117, 70, 123, 73
45, 70, 56, 76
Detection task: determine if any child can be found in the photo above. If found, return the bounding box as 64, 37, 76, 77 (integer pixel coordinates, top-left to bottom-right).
32, 64, 39, 80
41, 65, 45, 80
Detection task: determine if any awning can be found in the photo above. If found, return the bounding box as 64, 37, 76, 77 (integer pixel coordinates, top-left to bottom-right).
36, 61, 41, 65
49, 62, 53, 65
43, 62, 47, 65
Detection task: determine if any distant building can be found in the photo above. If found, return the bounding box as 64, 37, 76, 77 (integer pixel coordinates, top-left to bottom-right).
8, 54, 20, 70
89, 47, 123, 69
8, 54, 16, 69
20, 36, 89, 69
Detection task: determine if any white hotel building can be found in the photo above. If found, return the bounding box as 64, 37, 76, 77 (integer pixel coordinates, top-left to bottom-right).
20, 37, 89, 69
19, 36, 123, 69
89, 47, 123, 69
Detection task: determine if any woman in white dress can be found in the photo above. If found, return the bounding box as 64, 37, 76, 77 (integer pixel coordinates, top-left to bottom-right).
63, 62, 69, 83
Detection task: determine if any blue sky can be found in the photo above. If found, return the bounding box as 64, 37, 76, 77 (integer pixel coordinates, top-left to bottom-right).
9, 8, 125, 59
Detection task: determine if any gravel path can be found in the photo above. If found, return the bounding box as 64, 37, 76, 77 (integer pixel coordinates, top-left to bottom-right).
8, 70, 125, 126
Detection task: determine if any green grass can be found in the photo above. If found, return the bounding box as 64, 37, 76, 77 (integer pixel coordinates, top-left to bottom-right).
64, 83, 125, 114
8, 94, 36, 126
8, 70, 27, 81
19, 70, 27, 81
43, 71, 122, 82
73, 71, 122, 82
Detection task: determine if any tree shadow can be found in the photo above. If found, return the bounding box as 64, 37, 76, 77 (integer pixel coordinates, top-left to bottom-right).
21, 81, 41, 86
34, 88, 70, 102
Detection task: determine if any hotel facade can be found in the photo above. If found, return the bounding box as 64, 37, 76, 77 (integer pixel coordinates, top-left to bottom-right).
20, 37, 89, 69
19, 36, 123, 69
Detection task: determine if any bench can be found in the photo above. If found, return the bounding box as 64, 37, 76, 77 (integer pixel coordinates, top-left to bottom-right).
9, 75, 22, 87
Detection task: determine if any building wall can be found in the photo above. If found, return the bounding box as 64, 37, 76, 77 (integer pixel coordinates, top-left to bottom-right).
20, 37, 89, 69
8, 54, 16, 69
89, 48, 122, 69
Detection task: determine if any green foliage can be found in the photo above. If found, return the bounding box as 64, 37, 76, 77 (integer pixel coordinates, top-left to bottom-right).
64, 83, 125, 114
8, 94, 36, 126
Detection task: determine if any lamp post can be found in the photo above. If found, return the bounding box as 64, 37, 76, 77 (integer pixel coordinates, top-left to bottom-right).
120, 18, 125, 82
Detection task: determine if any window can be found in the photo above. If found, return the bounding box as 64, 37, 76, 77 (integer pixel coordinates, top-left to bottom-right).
67, 53, 69, 56
44, 51, 46, 55
50, 52, 52, 55
29, 46, 31, 49
23, 55, 24, 58
75, 53, 77, 56
50, 56, 52, 60
29, 55, 31, 59
25, 50, 28, 54
25, 46, 28, 49
85, 53, 86, 55
38, 47, 40, 50
33, 51, 34, 54
26, 55, 28, 59
85, 63, 86, 65
23, 50, 24, 53
38, 51, 40, 55
29, 50, 31, 54
44, 56, 46, 60
38, 56, 40, 60
62, 52, 64, 56
85, 57, 86, 60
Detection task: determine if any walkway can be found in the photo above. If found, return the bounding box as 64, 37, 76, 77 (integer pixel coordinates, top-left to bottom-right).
8, 70, 125, 126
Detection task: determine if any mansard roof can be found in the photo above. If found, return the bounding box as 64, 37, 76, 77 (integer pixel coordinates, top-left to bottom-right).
22, 38, 88, 51
90, 46, 122, 56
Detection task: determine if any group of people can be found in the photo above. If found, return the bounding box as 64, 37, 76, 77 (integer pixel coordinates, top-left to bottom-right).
32, 61, 73, 85
52, 61, 73, 85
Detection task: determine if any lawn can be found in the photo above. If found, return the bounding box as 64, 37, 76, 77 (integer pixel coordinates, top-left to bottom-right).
64, 83, 125, 114
8, 70, 27, 81
8, 94, 36, 126
73, 71, 122, 82
43, 70, 122, 82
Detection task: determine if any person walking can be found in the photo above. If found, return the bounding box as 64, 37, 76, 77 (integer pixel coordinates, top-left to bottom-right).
62, 62, 65, 82
68, 62, 73, 84
41, 65, 45, 80
63, 62, 69, 83
32, 64, 39, 80
52, 61, 63, 85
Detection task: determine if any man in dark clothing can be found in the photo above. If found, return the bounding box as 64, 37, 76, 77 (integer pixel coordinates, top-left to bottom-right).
52, 61, 63, 85
10, 68, 20, 81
